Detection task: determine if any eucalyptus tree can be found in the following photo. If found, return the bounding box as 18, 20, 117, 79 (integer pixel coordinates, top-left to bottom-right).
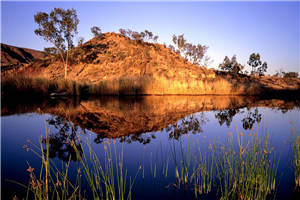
90, 26, 102, 37
172, 34, 186, 54
34, 8, 79, 79
172, 34, 208, 66
119, 28, 159, 43
247, 53, 268, 76
219, 55, 244, 74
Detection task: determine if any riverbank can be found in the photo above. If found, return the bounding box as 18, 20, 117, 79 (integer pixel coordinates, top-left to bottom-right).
2, 74, 300, 98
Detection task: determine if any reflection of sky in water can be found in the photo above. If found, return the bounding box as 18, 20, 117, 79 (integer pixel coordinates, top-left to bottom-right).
1, 107, 300, 199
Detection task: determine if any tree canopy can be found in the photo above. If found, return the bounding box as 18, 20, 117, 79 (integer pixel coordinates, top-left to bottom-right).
91, 26, 102, 37
119, 29, 158, 43
247, 53, 267, 76
34, 8, 79, 79
218, 55, 244, 74
171, 34, 209, 66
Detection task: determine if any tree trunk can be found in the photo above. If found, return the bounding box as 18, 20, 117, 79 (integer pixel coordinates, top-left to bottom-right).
64, 50, 69, 79
65, 63, 67, 79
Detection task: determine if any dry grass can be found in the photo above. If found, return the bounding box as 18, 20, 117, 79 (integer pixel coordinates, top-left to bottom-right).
1, 75, 88, 97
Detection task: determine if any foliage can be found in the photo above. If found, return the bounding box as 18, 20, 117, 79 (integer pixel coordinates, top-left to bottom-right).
44, 47, 59, 56
283, 72, 299, 78
247, 53, 268, 76
119, 28, 158, 43
172, 34, 209, 66
90, 26, 102, 37
34, 8, 79, 79
77, 37, 85, 46
172, 34, 186, 54
218, 55, 244, 74
274, 69, 299, 78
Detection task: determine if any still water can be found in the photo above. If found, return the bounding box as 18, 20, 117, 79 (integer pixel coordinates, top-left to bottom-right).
1, 96, 300, 199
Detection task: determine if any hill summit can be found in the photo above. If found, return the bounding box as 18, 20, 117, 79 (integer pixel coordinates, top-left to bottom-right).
26, 32, 215, 80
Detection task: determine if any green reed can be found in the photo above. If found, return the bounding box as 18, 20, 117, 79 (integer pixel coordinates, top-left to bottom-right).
16, 127, 83, 200
291, 125, 300, 189
216, 127, 277, 200
15, 130, 140, 199
71, 139, 141, 200
191, 141, 215, 197
169, 136, 215, 197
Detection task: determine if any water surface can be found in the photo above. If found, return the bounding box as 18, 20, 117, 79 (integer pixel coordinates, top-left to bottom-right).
1, 96, 300, 199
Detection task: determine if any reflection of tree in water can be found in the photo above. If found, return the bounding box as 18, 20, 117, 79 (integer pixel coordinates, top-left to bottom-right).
94, 132, 156, 145
165, 113, 208, 140
45, 116, 84, 162
215, 107, 262, 130
242, 108, 262, 130
215, 109, 240, 127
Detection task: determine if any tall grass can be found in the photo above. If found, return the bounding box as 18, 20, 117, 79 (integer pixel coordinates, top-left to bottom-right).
16, 128, 140, 200
17, 126, 82, 200
72, 139, 141, 200
158, 125, 277, 199
1, 75, 89, 97
1, 75, 149, 97
168, 137, 215, 197
216, 127, 277, 200
291, 125, 300, 190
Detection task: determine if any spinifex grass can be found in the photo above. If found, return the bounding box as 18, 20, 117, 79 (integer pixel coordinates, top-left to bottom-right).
216, 127, 277, 200
291, 125, 300, 189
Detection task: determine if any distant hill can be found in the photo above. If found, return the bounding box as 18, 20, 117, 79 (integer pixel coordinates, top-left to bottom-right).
1, 43, 45, 72
5, 32, 300, 95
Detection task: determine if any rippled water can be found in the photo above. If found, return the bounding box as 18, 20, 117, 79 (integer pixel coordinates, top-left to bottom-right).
1, 96, 300, 199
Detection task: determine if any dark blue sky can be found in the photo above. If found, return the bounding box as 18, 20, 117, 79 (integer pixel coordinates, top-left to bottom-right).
1, 1, 299, 74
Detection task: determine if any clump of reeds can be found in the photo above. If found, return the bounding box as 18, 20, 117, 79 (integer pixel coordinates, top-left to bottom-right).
291, 124, 300, 189
72, 139, 141, 200
216, 127, 277, 200
191, 142, 215, 197
15, 126, 140, 200
17, 129, 82, 200
169, 137, 215, 197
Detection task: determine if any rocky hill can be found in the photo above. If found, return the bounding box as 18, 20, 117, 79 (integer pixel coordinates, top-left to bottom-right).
1, 43, 45, 72
5, 32, 300, 95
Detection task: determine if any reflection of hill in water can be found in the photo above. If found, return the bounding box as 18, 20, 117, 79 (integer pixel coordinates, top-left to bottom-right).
2, 96, 300, 140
